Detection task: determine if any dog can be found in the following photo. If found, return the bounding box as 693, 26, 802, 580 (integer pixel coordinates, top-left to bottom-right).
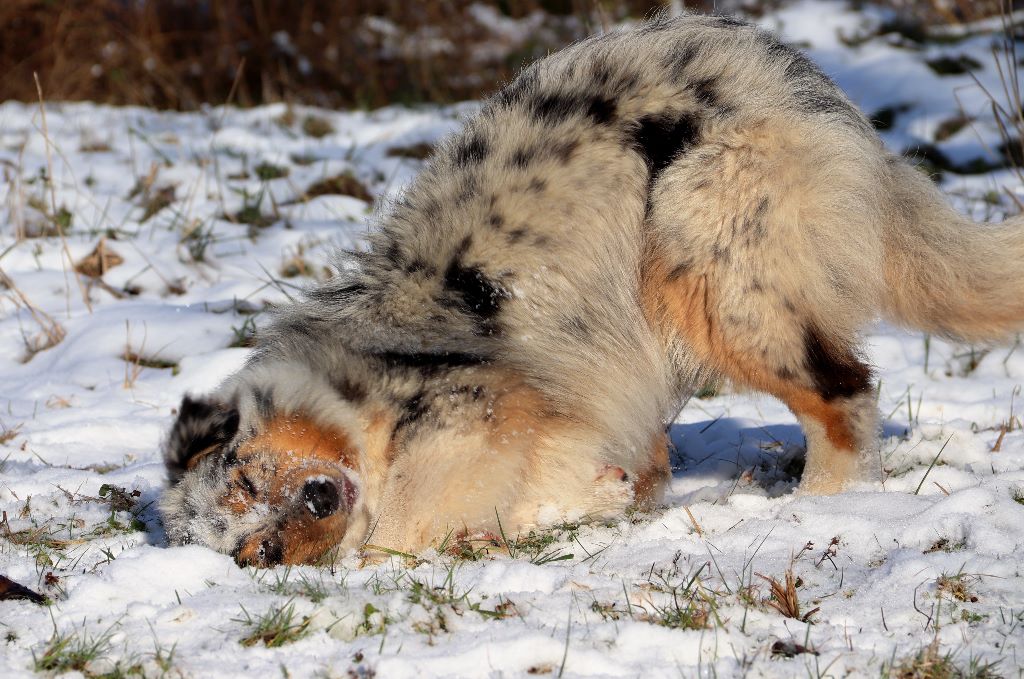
160, 13, 1024, 566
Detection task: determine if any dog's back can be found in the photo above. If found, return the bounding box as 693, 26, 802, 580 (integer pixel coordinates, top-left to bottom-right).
165, 15, 1024, 562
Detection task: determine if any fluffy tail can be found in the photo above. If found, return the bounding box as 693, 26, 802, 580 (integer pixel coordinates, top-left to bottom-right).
881, 159, 1024, 342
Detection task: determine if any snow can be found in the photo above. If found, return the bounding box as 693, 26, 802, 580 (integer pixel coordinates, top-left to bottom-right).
2, 1, 1024, 676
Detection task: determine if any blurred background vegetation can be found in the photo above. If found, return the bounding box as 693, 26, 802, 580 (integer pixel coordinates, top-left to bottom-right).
0, 0, 1015, 110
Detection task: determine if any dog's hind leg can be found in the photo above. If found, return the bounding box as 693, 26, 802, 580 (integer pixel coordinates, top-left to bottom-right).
643, 263, 878, 493
642, 117, 886, 492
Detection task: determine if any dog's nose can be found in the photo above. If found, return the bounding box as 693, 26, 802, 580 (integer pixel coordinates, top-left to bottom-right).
302, 478, 341, 519
259, 538, 284, 566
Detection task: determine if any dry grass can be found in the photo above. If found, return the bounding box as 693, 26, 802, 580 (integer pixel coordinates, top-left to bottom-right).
890, 641, 958, 679
122, 320, 178, 388
964, 4, 1024, 206
0, 269, 67, 362
0, 0, 662, 110
879, 1, 1017, 25
301, 173, 374, 204
6, 1, 994, 111
756, 569, 820, 623
989, 387, 1020, 451
936, 572, 979, 603
386, 142, 436, 160
74, 238, 124, 278
0, 422, 22, 445
127, 163, 179, 223
885, 639, 1002, 679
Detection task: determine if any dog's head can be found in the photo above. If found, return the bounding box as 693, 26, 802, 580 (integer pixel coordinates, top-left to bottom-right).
160, 387, 368, 567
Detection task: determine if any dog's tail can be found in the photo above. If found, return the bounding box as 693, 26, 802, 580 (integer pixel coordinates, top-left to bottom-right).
880, 159, 1024, 342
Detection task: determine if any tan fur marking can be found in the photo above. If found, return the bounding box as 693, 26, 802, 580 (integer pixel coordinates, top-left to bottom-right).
280, 520, 347, 565
233, 539, 261, 566
633, 431, 670, 507
364, 410, 399, 466
486, 377, 558, 443
783, 392, 856, 451
642, 257, 857, 454
483, 375, 570, 497
184, 444, 220, 471
237, 414, 356, 467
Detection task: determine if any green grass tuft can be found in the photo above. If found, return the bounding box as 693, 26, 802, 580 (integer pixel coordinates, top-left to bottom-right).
254, 162, 289, 181
301, 116, 334, 138
236, 600, 312, 647
33, 626, 114, 674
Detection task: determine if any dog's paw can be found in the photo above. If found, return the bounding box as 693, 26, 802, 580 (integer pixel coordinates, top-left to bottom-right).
590, 465, 634, 511
595, 464, 630, 484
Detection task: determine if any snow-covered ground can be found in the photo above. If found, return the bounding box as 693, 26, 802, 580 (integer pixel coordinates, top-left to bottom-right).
2, 1, 1024, 676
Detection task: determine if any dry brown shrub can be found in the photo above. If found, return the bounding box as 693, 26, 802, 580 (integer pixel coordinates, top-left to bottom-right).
0, 0, 667, 110
6, 1, 1020, 111
878, 0, 1020, 25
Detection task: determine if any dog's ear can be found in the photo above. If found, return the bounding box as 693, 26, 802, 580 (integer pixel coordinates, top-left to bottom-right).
164, 395, 240, 484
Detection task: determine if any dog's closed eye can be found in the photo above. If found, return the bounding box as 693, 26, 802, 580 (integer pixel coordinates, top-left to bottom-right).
238, 473, 258, 497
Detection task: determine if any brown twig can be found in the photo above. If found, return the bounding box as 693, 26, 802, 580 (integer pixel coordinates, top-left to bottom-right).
33, 71, 93, 314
